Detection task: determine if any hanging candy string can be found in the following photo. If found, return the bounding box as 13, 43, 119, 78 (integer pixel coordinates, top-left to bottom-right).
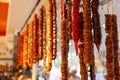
52, 0, 57, 60
45, 0, 53, 73
72, 0, 80, 55
60, 0, 68, 79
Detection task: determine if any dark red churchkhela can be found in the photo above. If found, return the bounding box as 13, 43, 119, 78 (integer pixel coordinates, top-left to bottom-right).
72, 0, 80, 55
111, 14, 119, 80
91, 0, 101, 52
105, 14, 114, 80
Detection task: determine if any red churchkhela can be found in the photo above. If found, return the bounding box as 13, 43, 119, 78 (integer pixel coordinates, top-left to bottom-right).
72, 0, 80, 55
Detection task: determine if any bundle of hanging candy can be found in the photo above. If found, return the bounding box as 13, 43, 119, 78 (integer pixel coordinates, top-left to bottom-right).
66, 0, 72, 57
16, 0, 120, 80
60, 0, 68, 80
38, 6, 44, 60
23, 29, 29, 68
67, 0, 72, 40
91, 0, 101, 79
41, 6, 47, 69
27, 23, 33, 68
105, 14, 114, 80
72, 0, 80, 55
61, 15, 68, 80
52, 0, 57, 60
45, 0, 53, 73
33, 14, 38, 63
90, 43, 95, 80
91, 0, 101, 52
111, 14, 119, 80
16, 34, 24, 68
26, 25, 30, 67
79, 12, 88, 80
83, 0, 93, 69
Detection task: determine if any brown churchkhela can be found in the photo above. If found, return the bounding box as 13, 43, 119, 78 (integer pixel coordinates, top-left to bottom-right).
79, 12, 88, 80
60, 0, 68, 80
67, 0, 72, 40
61, 18, 68, 80
66, 0, 72, 58
91, 0, 101, 79
38, 6, 44, 60
91, 0, 101, 52
105, 14, 114, 80
83, 0, 93, 69
90, 43, 95, 80
111, 14, 119, 80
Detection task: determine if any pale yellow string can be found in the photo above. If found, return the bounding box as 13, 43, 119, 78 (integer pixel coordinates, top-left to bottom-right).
111, 0, 114, 14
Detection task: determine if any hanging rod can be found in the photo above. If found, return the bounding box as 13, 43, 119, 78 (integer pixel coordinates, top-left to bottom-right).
99, 0, 112, 6
19, 0, 111, 34
19, 0, 41, 33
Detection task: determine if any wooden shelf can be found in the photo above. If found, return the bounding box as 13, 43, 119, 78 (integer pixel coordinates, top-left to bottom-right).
0, 58, 13, 60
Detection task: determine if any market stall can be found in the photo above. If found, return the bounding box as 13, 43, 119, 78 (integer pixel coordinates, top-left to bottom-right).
15, 0, 120, 80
